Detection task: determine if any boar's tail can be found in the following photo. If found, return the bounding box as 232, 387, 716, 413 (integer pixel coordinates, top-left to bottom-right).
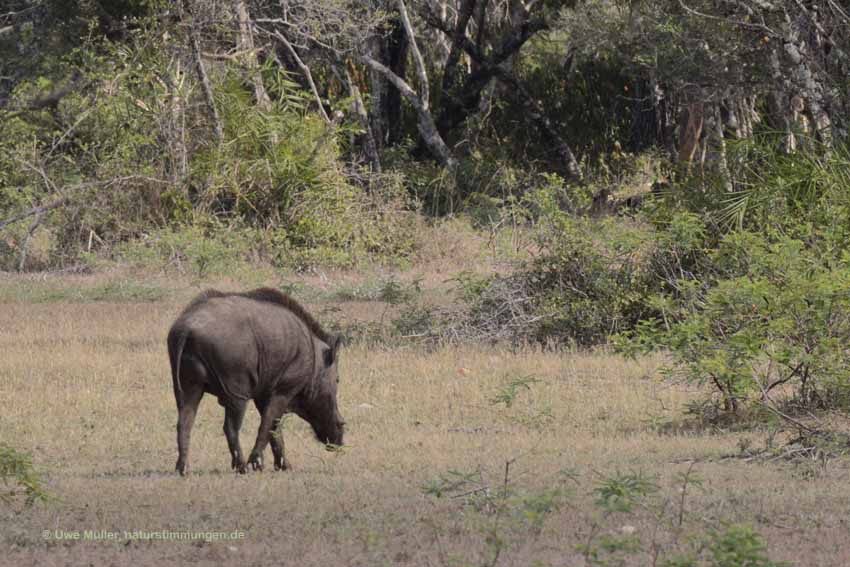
168, 327, 189, 402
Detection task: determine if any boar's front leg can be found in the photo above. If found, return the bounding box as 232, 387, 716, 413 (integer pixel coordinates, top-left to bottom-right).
254, 397, 290, 471
248, 394, 290, 472
223, 399, 248, 473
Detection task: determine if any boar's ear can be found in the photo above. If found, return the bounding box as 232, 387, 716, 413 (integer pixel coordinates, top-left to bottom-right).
323, 334, 343, 367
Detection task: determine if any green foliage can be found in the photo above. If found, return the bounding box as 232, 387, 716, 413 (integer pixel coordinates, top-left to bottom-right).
707, 524, 788, 567
490, 375, 540, 408
450, 271, 497, 304
1, 15, 418, 270
525, 198, 649, 345
0, 445, 49, 507
0, 278, 166, 303
612, 141, 850, 414
422, 461, 574, 566
593, 471, 658, 514
473, 186, 656, 346
619, 232, 850, 411
114, 223, 272, 277
719, 138, 850, 240
514, 43, 634, 158
193, 71, 316, 222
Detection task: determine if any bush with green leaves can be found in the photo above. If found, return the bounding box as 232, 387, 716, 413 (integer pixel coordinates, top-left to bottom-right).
718, 138, 850, 238
448, 185, 657, 346
618, 232, 850, 412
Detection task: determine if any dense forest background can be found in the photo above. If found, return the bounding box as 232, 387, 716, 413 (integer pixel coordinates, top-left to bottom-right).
2, 0, 850, 411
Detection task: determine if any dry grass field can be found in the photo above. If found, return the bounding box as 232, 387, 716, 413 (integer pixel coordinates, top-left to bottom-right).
2, 271, 850, 567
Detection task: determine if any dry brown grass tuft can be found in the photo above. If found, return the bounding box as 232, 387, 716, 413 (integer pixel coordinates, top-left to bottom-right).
2, 284, 850, 566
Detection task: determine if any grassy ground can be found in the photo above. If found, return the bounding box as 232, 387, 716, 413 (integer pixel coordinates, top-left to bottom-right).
2, 267, 850, 567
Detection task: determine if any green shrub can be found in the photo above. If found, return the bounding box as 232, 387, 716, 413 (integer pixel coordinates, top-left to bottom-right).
448, 185, 657, 346
618, 233, 850, 412
114, 222, 272, 276
707, 524, 788, 567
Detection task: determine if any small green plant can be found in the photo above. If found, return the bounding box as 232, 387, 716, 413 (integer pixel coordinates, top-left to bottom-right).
490, 375, 540, 408
422, 460, 574, 567
579, 466, 788, 567
331, 277, 421, 304
421, 469, 485, 499
657, 523, 788, 566
593, 471, 659, 514
0, 445, 49, 506
707, 524, 788, 567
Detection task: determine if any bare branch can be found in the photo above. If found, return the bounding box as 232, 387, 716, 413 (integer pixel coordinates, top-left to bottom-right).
202, 48, 264, 62
1, 74, 90, 117
398, 0, 431, 109
360, 56, 421, 109
0, 198, 67, 231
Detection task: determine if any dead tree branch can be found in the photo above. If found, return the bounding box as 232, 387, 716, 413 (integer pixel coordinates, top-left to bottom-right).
0, 197, 67, 232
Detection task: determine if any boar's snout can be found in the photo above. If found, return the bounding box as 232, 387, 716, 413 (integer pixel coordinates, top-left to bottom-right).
322, 419, 345, 448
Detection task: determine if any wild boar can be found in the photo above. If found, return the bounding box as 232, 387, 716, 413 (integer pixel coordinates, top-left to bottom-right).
167, 288, 345, 475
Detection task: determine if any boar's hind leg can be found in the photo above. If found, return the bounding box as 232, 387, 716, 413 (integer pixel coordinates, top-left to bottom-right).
248, 395, 290, 472
254, 398, 289, 471
223, 400, 248, 473
175, 382, 205, 476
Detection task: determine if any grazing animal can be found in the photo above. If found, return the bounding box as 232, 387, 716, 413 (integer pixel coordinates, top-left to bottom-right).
167, 288, 345, 476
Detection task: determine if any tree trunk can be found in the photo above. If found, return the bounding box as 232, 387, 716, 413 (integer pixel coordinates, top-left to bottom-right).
439, 0, 477, 130
369, 13, 408, 148
704, 102, 732, 192
677, 102, 704, 165
428, 0, 548, 138
182, 0, 223, 144
339, 64, 381, 173
233, 0, 271, 111
362, 0, 457, 169
162, 59, 188, 187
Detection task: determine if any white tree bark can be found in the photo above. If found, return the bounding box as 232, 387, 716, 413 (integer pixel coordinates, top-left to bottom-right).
361, 0, 457, 169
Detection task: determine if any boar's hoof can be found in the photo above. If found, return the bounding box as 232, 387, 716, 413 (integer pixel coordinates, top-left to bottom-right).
248, 452, 264, 472
274, 457, 290, 471
176, 459, 188, 477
